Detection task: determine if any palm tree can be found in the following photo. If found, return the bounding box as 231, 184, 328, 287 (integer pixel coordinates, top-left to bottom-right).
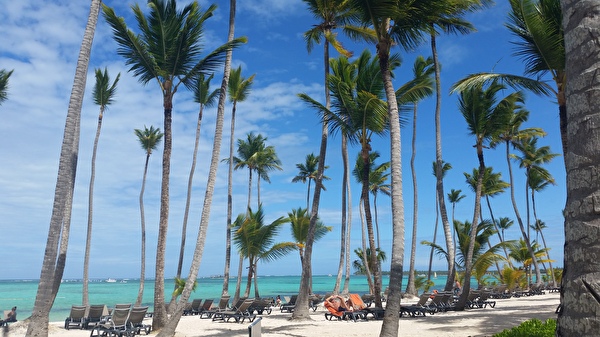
299, 0, 356, 314
452, 0, 566, 155
560, 1, 600, 332
224, 66, 254, 298
425, 0, 492, 293
427, 160, 452, 282
158, 1, 243, 335
528, 168, 555, 224
289, 207, 332, 293
174, 73, 219, 305
455, 81, 516, 309
464, 166, 510, 278
346, 2, 446, 326
508, 239, 550, 282
255, 145, 283, 207
0, 69, 13, 105
531, 220, 556, 286
233, 132, 267, 211
352, 248, 387, 275
233, 206, 296, 298
83, 68, 120, 307
423, 219, 509, 288
396, 55, 435, 296
134, 126, 163, 307
102, 0, 245, 328
448, 189, 466, 224
292, 153, 330, 211
27, 1, 101, 335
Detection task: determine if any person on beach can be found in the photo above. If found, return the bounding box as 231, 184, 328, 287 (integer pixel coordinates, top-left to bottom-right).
0, 307, 17, 326
325, 295, 352, 312
454, 280, 462, 295
275, 295, 281, 307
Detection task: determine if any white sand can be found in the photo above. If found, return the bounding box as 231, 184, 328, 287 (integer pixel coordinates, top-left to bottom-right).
6, 292, 559, 337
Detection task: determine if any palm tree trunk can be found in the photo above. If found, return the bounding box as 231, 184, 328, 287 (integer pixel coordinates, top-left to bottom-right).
223, 103, 237, 296
378, 31, 406, 336
27, 2, 99, 335
233, 255, 243, 304
558, 3, 600, 332
427, 192, 440, 281
83, 108, 103, 306
157, 2, 237, 334
484, 196, 504, 280
334, 136, 348, 294
136, 154, 150, 307
431, 31, 455, 292
343, 139, 352, 295
406, 105, 419, 296
359, 199, 374, 294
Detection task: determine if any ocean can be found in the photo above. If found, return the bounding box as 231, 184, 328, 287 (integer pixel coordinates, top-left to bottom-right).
0, 275, 452, 323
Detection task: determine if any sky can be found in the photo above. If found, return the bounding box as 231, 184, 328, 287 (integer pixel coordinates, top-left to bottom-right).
0, 0, 566, 281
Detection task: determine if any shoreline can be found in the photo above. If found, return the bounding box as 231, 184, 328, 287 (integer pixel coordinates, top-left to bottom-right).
7, 292, 560, 337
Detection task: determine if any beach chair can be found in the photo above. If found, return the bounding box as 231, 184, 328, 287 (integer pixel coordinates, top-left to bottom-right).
202, 296, 230, 319
323, 300, 344, 321
401, 292, 435, 316
212, 299, 256, 323
84, 304, 108, 329
0, 308, 17, 326
280, 295, 297, 313
65, 305, 87, 329
196, 299, 214, 317
183, 299, 202, 315
90, 307, 130, 337
345, 294, 369, 321
248, 299, 272, 315
308, 294, 323, 312
126, 306, 151, 335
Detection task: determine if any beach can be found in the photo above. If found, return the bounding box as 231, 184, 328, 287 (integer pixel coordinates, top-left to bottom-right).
5, 292, 560, 337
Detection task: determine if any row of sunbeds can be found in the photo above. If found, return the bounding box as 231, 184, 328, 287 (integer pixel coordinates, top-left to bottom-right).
64, 303, 151, 337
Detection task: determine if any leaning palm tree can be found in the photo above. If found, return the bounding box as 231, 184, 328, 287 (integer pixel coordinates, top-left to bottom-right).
292, 153, 330, 211
531, 219, 556, 286
233, 206, 296, 298
103, 0, 245, 328
0, 69, 13, 105
427, 161, 452, 282
83, 68, 120, 307
159, 1, 244, 336
223, 66, 254, 298
396, 55, 435, 296
173, 73, 219, 306
455, 81, 515, 309
298, 0, 357, 314
452, 0, 565, 155
134, 126, 163, 307
27, 1, 101, 335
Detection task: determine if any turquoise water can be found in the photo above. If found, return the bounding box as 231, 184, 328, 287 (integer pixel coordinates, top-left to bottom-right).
0, 275, 452, 323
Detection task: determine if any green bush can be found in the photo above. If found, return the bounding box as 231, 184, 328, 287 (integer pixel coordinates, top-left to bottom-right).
493, 318, 556, 337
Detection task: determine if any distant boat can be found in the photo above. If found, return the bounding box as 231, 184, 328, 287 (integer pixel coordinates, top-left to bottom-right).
105, 278, 117, 283
434, 272, 438, 279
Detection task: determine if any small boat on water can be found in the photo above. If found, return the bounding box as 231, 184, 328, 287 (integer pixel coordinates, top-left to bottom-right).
105, 278, 117, 283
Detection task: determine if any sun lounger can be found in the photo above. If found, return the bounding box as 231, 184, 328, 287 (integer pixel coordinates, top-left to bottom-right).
183, 299, 202, 315
212, 299, 256, 323
280, 295, 297, 313
126, 306, 151, 335
84, 304, 108, 329
90, 307, 130, 337
201, 296, 230, 319
248, 299, 272, 315
64, 305, 87, 329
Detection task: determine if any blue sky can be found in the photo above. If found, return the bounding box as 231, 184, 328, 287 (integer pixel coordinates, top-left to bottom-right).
0, 0, 565, 280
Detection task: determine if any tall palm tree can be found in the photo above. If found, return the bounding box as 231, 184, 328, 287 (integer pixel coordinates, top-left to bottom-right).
447, 189, 465, 224
559, 1, 600, 332
0, 69, 13, 105
303, 49, 392, 307
158, 1, 244, 335
173, 73, 219, 305
83, 68, 120, 307
233, 206, 296, 298
292, 153, 330, 211
531, 219, 556, 286
396, 55, 435, 296
298, 0, 356, 313
27, 2, 101, 335
103, 0, 245, 328
452, 0, 565, 155
347, 2, 437, 326
425, 0, 492, 293
427, 161, 452, 282
224, 66, 254, 297
455, 81, 515, 309
134, 126, 163, 307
